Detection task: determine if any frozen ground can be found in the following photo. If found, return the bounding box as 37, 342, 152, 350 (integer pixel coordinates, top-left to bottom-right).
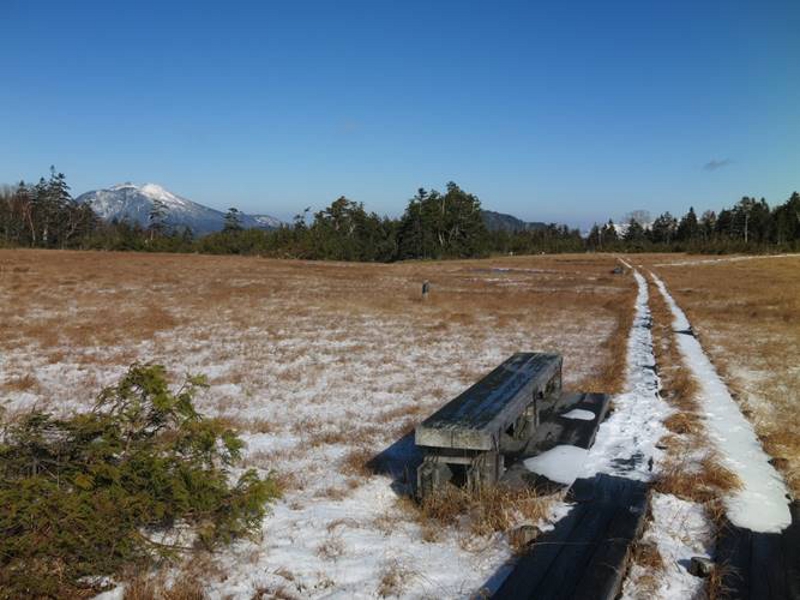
646, 254, 800, 498
4, 249, 789, 597
0, 250, 631, 599
652, 253, 796, 267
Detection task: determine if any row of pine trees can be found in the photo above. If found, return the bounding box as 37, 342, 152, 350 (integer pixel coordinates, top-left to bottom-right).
587, 195, 800, 252
2, 169, 799, 260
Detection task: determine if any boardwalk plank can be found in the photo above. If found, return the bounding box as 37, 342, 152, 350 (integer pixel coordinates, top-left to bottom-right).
493, 474, 648, 600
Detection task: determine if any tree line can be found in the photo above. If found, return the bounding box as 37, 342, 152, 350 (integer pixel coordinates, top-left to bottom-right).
2, 169, 799, 260
586, 194, 800, 253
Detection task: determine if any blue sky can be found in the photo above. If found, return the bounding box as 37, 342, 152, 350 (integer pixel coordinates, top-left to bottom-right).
2, 1, 798, 227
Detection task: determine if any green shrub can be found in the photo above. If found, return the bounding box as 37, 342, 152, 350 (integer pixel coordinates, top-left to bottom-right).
0, 364, 279, 599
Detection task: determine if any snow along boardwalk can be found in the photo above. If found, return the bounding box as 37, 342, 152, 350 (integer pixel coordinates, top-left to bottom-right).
652, 272, 800, 599
495, 265, 665, 599
580, 266, 669, 481
651, 273, 791, 532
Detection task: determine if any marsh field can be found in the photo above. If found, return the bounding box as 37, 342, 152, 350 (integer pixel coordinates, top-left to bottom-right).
1, 249, 797, 598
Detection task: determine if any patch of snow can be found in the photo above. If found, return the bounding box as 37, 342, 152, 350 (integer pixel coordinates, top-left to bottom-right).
651, 273, 791, 533
621, 492, 713, 600
653, 254, 798, 267
523, 445, 589, 485
204, 478, 515, 599
560, 408, 595, 421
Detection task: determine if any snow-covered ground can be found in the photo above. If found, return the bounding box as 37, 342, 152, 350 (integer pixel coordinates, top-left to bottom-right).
0, 250, 631, 598
620, 493, 712, 600
652, 253, 796, 267
7, 250, 789, 597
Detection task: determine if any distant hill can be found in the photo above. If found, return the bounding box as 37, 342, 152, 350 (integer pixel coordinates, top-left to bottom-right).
76, 183, 282, 235
481, 210, 547, 233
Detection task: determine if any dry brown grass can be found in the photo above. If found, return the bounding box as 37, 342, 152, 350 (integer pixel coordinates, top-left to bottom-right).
707, 561, 738, 600
644, 255, 800, 498
0, 249, 634, 389
628, 539, 665, 595
340, 446, 375, 477
315, 533, 346, 561
663, 411, 703, 436
1, 373, 38, 393
123, 574, 207, 600
0, 249, 638, 594
376, 558, 414, 598
653, 454, 742, 504
412, 484, 555, 540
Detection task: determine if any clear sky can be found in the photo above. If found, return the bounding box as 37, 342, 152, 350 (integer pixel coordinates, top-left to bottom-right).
2, 0, 798, 227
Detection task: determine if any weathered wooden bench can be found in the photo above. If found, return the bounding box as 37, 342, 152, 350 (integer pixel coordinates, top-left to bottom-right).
415, 352, 562, 497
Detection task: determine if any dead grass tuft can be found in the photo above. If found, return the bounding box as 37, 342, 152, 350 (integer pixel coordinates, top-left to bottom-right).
2, 373, 39, 393
699, 455, 743, 494
340, 446, 375, 477
315, 534, 345, 561
654, 454, 742, 504
377, 559, 414, 598
123, 573, 207, 600
664, 411, 703, 436
707, 561, 738, 600
413, 484, 554, 539
628, 539, 665, 595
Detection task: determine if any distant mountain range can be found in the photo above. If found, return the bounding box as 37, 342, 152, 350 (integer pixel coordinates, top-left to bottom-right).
480, 210, 547, 233
75, 183, 282, 235
76, 183, 549, 237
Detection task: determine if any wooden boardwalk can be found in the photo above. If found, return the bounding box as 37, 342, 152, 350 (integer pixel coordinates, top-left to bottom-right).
493, 474, 649, 600
715, 501, 800, 600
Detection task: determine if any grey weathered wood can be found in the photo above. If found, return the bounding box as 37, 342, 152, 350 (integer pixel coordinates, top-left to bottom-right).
716, 501, 800, 600
499, 392, 611, 492
415, 353, 562, 452
527, 392, 611, 454
493, 474, 649, 600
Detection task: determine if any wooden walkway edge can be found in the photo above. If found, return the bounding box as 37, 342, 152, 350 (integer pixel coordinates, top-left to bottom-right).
715, 501, 800, 600
493, 474, 649, 600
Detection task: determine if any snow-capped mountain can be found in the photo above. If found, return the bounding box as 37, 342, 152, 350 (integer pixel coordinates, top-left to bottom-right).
75, 183, 282, 235
250, 214, 284, 229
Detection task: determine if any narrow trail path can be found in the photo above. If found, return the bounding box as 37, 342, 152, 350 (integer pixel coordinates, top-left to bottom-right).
496, 259, 796, 598
651, 272, 791, 532
648, 269, 799, 599
509, 261, 712, 599
581, 265, 669, 481
606, 261, 713, 599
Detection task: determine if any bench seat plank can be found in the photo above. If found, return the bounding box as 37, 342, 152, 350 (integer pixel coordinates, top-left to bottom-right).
415, 353, 562, 451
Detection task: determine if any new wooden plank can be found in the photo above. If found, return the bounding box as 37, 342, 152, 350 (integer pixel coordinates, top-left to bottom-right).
416, 353, 561, 451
